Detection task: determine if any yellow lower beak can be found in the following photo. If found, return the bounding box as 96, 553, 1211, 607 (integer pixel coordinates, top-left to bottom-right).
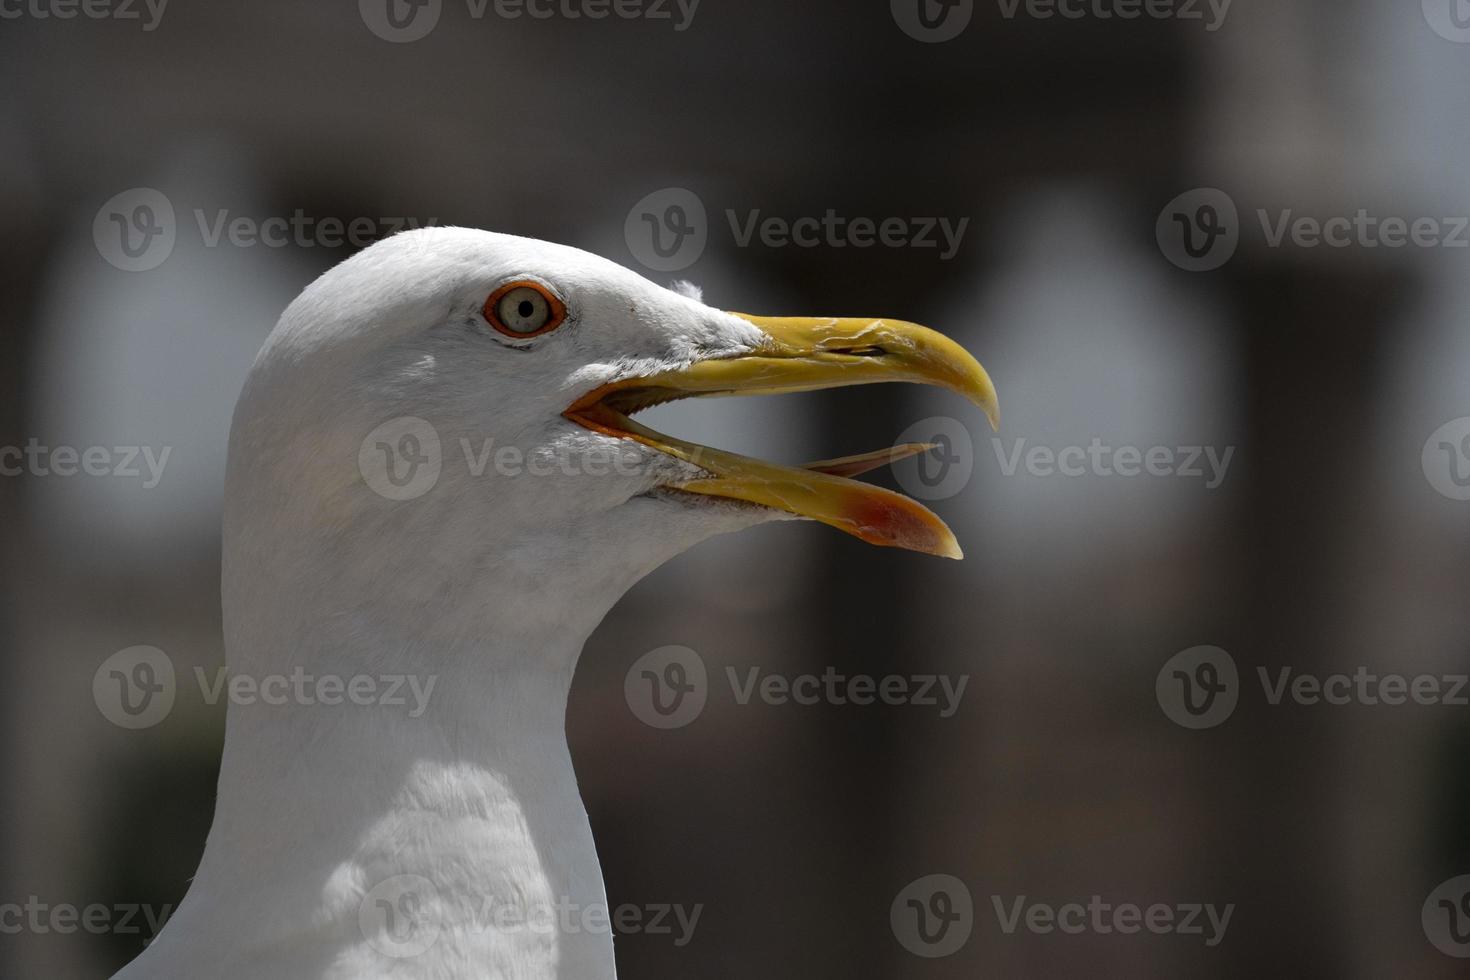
565, 314, 999, 559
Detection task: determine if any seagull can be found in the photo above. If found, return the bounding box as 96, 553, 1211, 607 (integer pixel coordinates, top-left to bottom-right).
114, 227, 998, 980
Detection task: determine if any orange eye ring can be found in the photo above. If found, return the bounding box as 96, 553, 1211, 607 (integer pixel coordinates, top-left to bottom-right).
483, 280, 567, 339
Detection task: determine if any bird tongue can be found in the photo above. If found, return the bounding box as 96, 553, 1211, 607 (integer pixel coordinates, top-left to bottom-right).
800, 443, 937, 478
575, 403, 963, 559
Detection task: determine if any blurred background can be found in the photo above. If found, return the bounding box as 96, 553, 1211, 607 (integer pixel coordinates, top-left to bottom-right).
4, 0, 1470, 976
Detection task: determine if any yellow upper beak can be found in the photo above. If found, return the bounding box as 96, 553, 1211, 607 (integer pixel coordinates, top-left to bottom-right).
565, 313, 999, 559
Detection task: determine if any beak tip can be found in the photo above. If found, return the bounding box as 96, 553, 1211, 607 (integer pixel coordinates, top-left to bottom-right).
928, 526, 965, 561
976, 384, 1000, 432
953, 364, 999, 432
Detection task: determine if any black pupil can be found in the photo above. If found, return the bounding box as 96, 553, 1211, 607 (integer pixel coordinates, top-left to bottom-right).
517, 299, 536, 319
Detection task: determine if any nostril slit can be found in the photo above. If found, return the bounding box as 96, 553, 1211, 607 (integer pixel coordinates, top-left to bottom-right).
833, 346, 885, 358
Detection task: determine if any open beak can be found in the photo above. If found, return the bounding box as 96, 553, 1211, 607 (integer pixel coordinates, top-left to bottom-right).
564, 314, 999, 559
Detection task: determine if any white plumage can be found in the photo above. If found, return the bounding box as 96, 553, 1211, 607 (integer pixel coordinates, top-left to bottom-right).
116, 227, 996, 979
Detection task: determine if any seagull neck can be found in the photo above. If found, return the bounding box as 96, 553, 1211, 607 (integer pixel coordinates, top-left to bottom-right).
147, 496, 735, 978
173, 597, 618, 978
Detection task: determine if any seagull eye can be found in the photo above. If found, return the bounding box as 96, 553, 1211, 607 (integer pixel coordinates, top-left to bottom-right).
484, 281, 566, 339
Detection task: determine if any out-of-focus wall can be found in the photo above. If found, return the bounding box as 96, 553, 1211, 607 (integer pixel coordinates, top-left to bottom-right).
3, 2, 1469, 977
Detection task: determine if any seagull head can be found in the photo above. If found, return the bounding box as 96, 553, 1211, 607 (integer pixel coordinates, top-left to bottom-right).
127, 227, 1000, 980
225, 227, 997, 646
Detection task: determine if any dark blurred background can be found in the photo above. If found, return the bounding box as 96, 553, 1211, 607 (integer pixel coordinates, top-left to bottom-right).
5, 0, 1470, 977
